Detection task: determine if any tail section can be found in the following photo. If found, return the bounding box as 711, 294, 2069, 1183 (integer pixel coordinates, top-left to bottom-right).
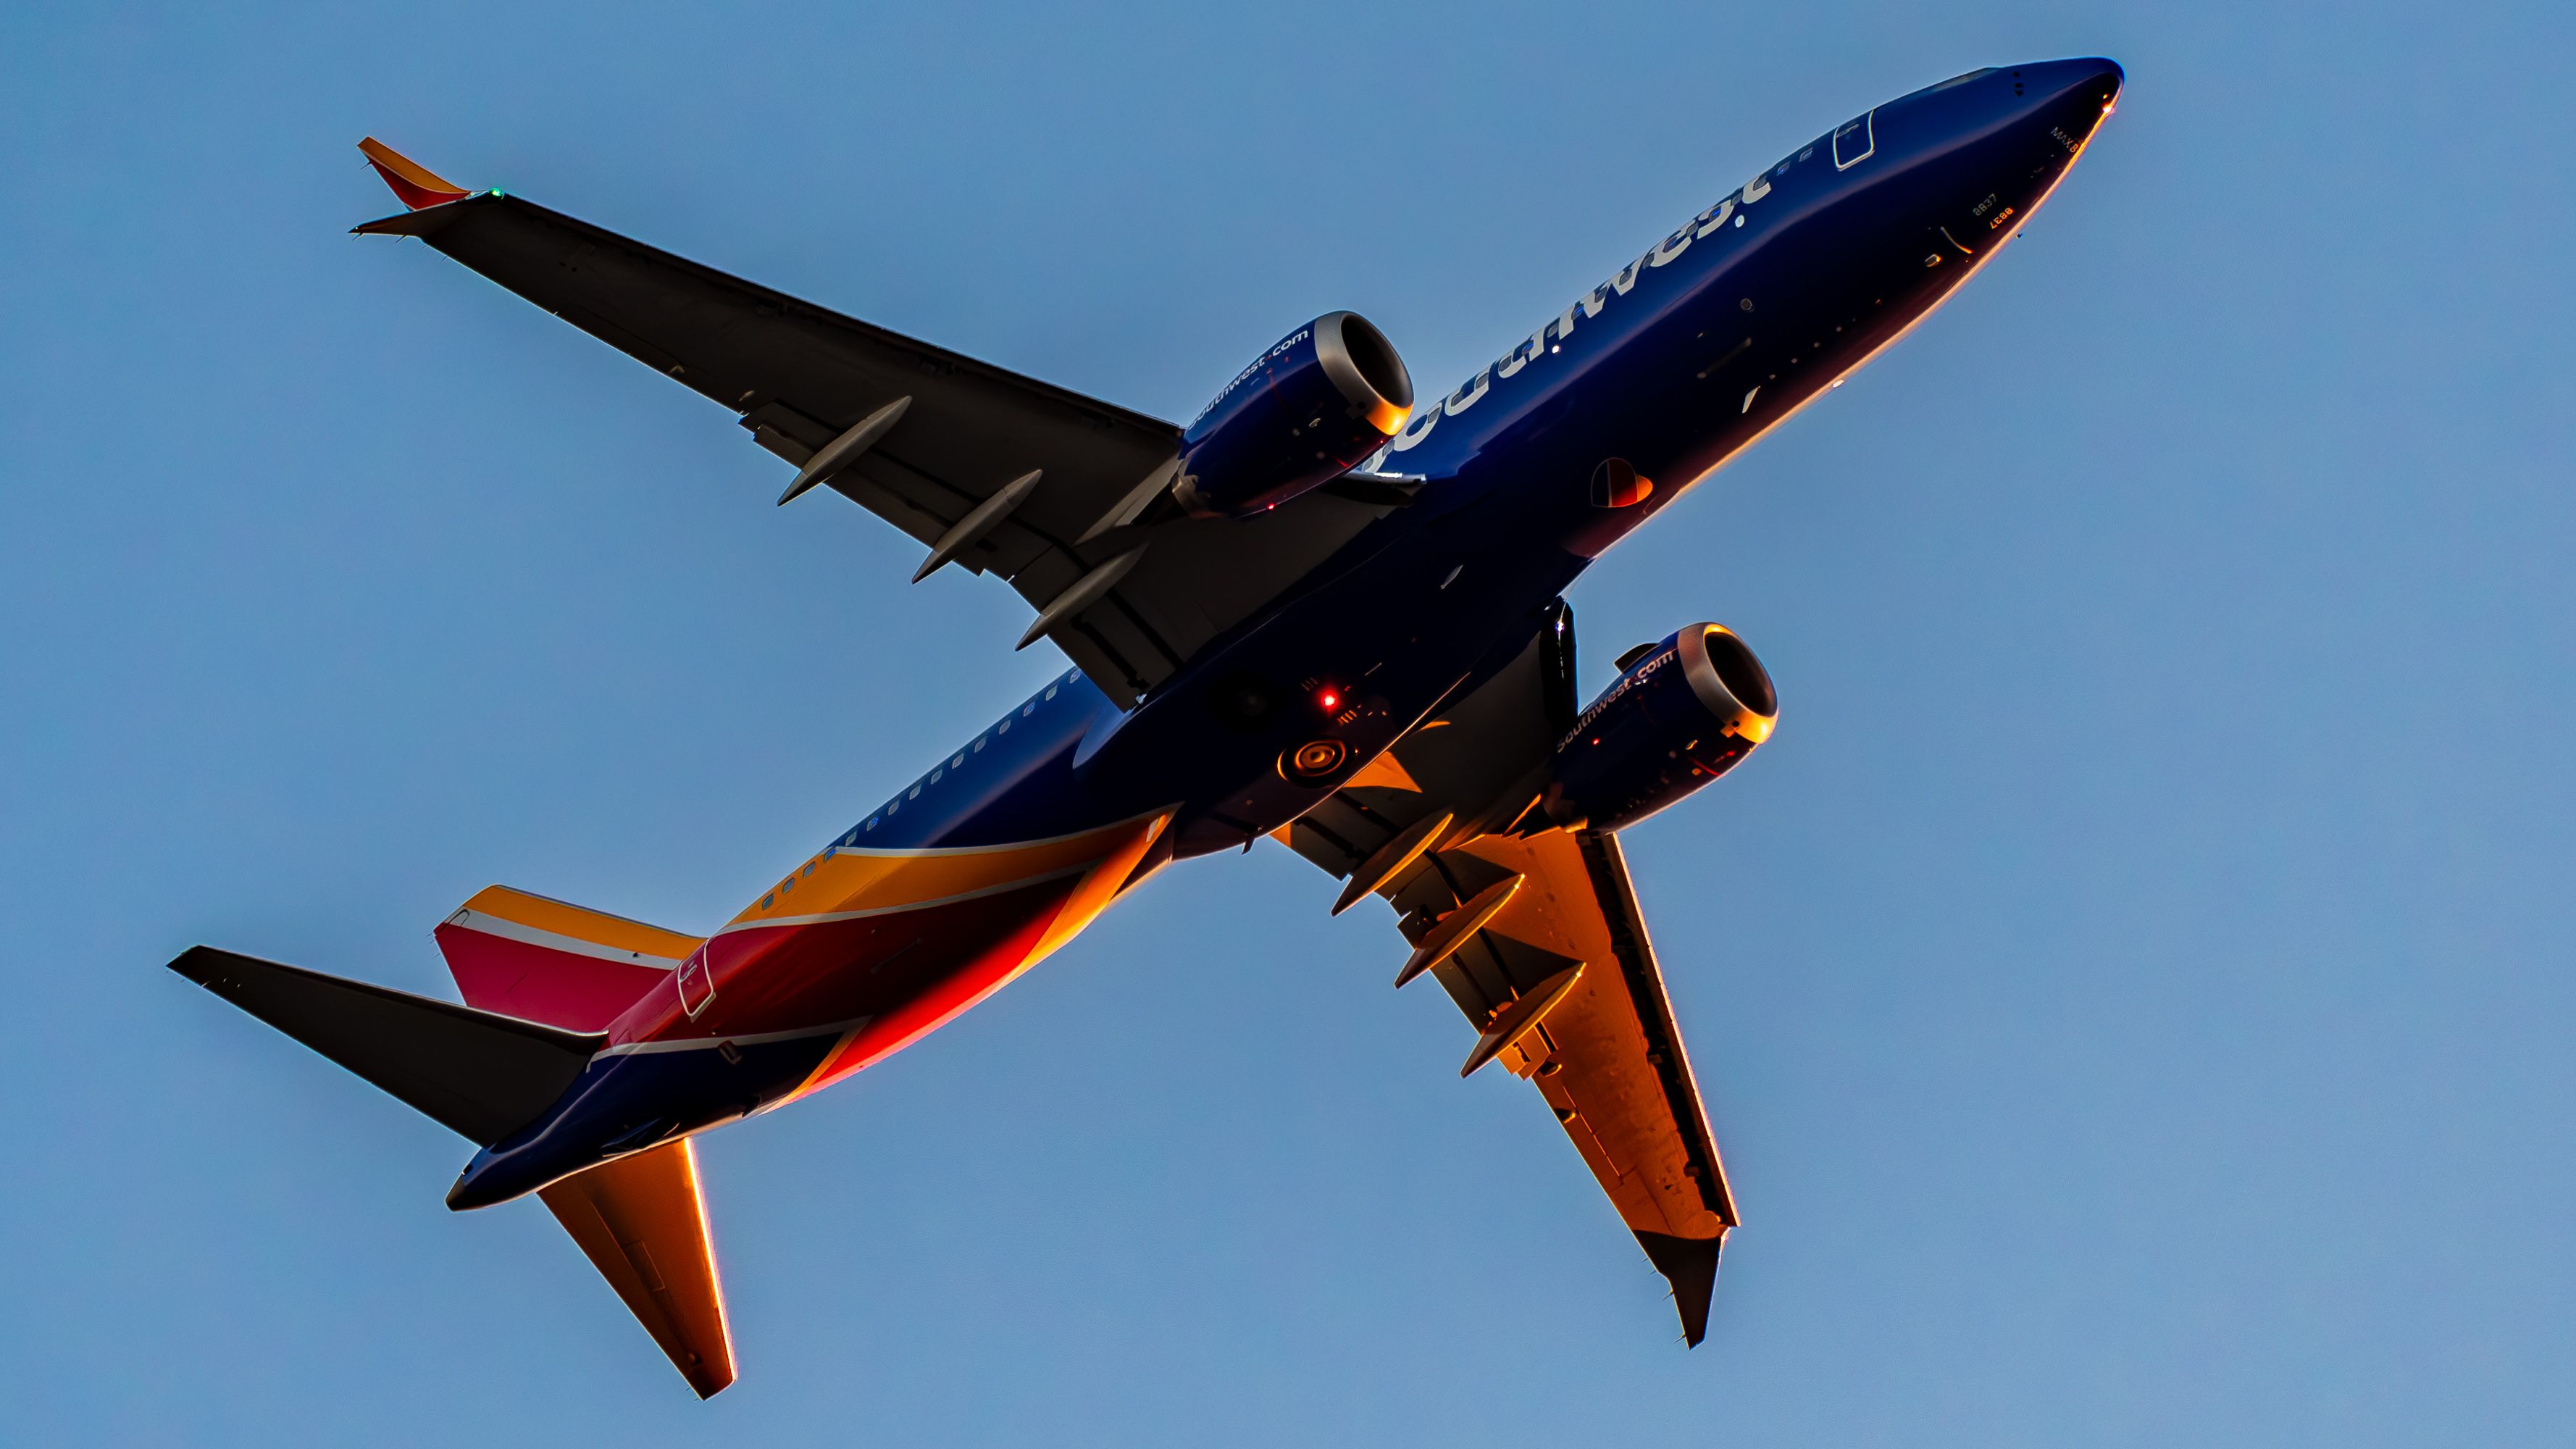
167, 945, 601, 1144
432, 889, 747, 1387
172, 940, 740, 1395
435, 885, 699, 1032
540, 1140, 736, 1397
356, 136, 470, 210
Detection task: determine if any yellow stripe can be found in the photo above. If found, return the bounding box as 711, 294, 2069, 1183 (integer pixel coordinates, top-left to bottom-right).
458, 885, 703, 959
724, 814, 1165, 930
356, 136, 465, 196
774, 812, 1168, 1104
1016, 814, 1165, 966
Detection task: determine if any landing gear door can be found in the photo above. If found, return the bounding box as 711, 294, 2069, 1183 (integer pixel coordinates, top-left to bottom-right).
677, 943, 715, 1017
1833, 112, 1875, 170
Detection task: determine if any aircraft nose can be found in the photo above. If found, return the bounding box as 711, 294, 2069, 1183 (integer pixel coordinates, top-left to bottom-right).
1996, 57, 2123, 158
2025, 56, 2124, 112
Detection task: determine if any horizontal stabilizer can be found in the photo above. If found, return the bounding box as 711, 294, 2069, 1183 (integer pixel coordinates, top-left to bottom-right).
357, 136, 469, 210
169, 945, 602, 1145
541, 1139, 736, 1397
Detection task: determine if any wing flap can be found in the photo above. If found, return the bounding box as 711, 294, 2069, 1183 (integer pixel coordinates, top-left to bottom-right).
1400, 829, 1736, 1236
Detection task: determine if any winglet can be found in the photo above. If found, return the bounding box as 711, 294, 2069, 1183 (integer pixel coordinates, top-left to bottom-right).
358, 136, 471, 210
1634, 1230, 1723, 1347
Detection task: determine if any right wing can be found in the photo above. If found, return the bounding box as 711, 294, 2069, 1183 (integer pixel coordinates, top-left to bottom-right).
352, 139, 1402, 705
1276, 617, 1740, 1343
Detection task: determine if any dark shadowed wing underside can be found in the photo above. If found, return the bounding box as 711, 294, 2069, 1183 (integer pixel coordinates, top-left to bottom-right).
359, 192, 1399, 705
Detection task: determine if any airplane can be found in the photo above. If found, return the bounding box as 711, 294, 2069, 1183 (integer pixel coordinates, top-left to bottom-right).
170, 58, 2123, 1396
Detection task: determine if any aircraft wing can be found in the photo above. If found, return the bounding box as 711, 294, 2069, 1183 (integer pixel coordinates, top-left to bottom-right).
353, 142, 1399, 706
1276, 618, 1739, 1343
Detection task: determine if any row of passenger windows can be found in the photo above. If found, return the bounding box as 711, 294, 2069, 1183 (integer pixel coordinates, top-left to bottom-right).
854, 669, 1082, 837
753, 669, 1087, 911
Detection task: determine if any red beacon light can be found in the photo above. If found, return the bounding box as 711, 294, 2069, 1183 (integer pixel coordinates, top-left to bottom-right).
1316, 687, 1341, 711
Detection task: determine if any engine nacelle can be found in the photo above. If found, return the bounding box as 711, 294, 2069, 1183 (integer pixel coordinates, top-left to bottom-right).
1173, 312, 1413, 518
1541, 624, 1778, 832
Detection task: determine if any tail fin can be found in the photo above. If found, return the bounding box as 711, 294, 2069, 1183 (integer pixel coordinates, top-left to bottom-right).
175, 943, 737, 1395
168, 945, 601, 1145
435, 885, 698, 1032
356, 136, 470, 210
541, 1140, 737, 1397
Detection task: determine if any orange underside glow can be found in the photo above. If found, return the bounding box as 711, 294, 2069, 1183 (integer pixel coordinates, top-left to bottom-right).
782, 812, 1166, 1098
539, 1138, 734, 1397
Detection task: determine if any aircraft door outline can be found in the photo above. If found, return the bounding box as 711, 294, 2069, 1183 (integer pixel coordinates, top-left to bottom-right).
1833, 112, 1876, 170
677, 942, 715, 1017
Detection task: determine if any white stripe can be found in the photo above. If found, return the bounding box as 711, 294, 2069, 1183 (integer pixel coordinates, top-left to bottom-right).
456, 887, 692, 935
446, 909, 688, 967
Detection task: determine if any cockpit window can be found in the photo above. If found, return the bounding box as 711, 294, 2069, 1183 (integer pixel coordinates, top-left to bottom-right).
1918, 67, 1996, 96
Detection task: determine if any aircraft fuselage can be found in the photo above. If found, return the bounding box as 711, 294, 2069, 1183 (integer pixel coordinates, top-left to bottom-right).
448, 59, 2123, 1210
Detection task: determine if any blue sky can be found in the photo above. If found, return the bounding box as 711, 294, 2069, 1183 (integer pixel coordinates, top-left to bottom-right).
5, 1, 2571, 1442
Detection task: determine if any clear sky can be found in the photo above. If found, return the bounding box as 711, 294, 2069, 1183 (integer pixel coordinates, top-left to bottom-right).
5, 1, 2570, 1442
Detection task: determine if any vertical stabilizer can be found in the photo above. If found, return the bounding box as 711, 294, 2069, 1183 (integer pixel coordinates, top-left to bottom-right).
540, 1138, 737, 1398
435, 885, 698, 1032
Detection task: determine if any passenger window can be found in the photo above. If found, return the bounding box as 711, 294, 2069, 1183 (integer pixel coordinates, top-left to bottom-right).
1833, 112, 1875, 170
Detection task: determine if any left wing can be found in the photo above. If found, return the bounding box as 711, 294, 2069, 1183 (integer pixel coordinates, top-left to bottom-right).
1277, 618, 1739, 1343
351, 139, 1400, 705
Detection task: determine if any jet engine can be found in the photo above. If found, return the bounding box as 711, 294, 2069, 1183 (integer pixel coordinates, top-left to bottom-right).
1540, 624, 1778, 832
1173, 312, 1413, 517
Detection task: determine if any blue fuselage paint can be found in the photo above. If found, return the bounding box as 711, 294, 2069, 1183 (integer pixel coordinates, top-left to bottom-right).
889, 58, 2120, 856
449, 59, 2122, 1209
